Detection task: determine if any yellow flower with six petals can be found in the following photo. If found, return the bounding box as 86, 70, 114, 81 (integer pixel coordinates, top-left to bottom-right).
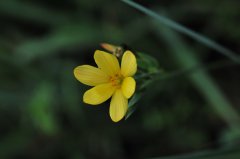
74, 50, 137, 122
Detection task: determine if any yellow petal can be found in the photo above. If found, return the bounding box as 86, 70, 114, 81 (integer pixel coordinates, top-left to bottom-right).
83, 83, 115, 105
109, 89, 128, 122
94, 50, 120, 76
121, 50, 137, 77
74, 65, 109, 86
121, 77, 136, 99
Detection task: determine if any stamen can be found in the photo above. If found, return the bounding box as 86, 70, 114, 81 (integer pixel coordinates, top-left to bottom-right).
109, 73, 123, 88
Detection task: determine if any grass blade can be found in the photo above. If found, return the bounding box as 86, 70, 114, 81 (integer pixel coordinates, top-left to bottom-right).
150, 147, 240, 159
155, 23, 240, 131
121, 0, 240, 63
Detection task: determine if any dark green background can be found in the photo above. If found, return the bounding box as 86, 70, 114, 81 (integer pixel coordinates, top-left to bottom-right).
0, 0, 240, 158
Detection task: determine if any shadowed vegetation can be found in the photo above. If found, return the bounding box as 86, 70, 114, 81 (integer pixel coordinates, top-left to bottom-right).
0, 0, 240, 158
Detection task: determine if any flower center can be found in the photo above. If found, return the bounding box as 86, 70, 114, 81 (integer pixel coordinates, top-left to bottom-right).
109, 73, 123, 88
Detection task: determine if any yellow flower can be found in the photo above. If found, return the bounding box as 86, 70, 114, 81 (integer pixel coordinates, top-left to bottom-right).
74, 50, 137, 122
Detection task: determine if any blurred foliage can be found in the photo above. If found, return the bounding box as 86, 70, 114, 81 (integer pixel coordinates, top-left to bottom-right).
0, 0, 240, 159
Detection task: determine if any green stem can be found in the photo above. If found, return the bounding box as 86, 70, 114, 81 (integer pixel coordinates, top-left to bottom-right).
140, 60, 238, 82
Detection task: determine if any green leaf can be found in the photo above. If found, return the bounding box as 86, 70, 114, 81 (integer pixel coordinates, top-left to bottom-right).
125, 93, 142, 120
137, 52, 160, 73
27, 82, 59, 135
